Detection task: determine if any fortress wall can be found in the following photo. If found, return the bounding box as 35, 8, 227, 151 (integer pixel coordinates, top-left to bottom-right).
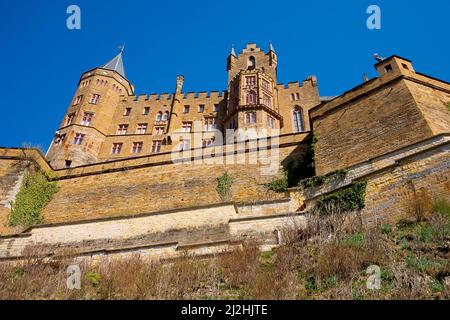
0, 203, 301, 260
290, 137, 450, 226
42, 142, 305, 224
312, 79, 436, 176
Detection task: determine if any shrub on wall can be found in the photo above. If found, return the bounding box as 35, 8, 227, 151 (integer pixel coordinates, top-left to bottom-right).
9, 169, 59, 228
216, 172, 233, 201
315, 181, 367, 215
264, 170, 289, 193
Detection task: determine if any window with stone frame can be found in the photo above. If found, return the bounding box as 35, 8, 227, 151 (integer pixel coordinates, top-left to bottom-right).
182, 122, 192, 133
117, 124, 128, 135
151, 140, 162, 153
74, 95, 83, 105
132, 142, 143, 154
66, 113, 75, 126
246, 76, 256, 86
81, 112, 94, 126
89, 94, 100, 104
203, 117, 217, 131
111, 143, 123, 154
262, 94, 272, 108
246, 91, 257, 105
73, 133, 85, 145
154, 126, 165, 135
136, 123, 148, 134
245, 112, 257, 124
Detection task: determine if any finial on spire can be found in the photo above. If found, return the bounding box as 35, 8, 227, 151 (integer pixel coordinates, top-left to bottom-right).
230, 44, 236, 57
269, 41, 275, 52
118, 44, 125, 54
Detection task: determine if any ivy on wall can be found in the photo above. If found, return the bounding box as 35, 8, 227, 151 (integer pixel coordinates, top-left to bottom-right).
9, 169, 59, 228
314, 181, 367, 215
299, 169, 348, 189
216, 172, 233, 201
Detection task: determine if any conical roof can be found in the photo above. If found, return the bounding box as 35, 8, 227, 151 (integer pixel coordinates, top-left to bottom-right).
102, 47, 125, 77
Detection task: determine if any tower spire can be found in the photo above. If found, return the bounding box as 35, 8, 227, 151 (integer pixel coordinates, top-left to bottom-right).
268, 41, 275, 53
101, 46, 126, 78
230, 44, 236, 57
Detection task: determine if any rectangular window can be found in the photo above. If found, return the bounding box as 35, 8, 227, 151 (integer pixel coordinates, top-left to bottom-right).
154, 126, 164, 135
54, 134, 66, 145
81, 112, 94, 126
245, 112, 257, 124
203, 117, 217, 131
180, 139, 190, 151
143, 107, 150, 115
73, 133, 85, 145
117, 124, 128, 135
263, 94, 272, 108
182, 122, 192, 133
262, 79, 270, 91
246, 76, 256, 86
132, 142, 143, 154
151, 141, 162, 153
74, 95, 83, 105
89, 94, 100, 104
111, 143, 123, 154
66, 113, 75, 126
198, 105, 205, 113
384, 64, 393, 72
213, 104, 219, 112
136, 123, 148, 134
183, 105, 190, 113
124, 107, 131, 116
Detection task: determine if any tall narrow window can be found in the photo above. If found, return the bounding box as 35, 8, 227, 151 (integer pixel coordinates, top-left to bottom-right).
263, 94, 271, 108
151, 141, 162, 153
81, 112, 93, 126
184, 105, 190, 113
117, 124, 128, 135
74, 95, 83, 105
155, 111, 162, 122
111, 143, 123, 154
246, 91, 256, 105
66, 113, 75, 126
54, 134, 66, 145
132, 142, 143, 154
245, 112, 257, 124
293, 107, 304, 132
262, 79, 270, 91
268, 116, 275, 129
124, 108, 132, 116
248, 56, 256, 70
198, 105, 205, 113
213, 104, 220, 112
136, 123, 148, 134
162, 111, 169, 121
143, 107, 150, 115
246, 76, 256, 86
73, 133, 85, 145
89, 94, 100, 104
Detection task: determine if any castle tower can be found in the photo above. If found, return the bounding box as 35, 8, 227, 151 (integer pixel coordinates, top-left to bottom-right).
223, 43, 283, 136
46, 48, 134, 169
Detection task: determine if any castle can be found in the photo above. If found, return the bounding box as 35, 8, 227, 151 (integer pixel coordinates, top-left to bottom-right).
46, 43, 320, 169
0, 43, 448, 262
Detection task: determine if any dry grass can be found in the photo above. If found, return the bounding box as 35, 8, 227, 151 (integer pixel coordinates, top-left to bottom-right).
0, 199, 449, 300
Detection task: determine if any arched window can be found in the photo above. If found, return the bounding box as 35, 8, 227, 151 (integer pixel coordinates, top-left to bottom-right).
162, 111, 169, 121
248, 56, 256, 70
246, 91, 257, 105
293, 107, 304, 132
156, 111, 162, 122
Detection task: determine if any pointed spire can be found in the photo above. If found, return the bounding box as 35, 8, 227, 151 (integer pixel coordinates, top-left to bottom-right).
230, 44, 236, 57
101, 45, 126, 78
268, 41, 275, 53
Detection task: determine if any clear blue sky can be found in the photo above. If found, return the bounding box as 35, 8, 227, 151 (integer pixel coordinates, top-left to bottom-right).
0, 0, 449, 151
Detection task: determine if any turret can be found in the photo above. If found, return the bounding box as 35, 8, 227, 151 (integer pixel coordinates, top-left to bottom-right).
46, 48, 133, 168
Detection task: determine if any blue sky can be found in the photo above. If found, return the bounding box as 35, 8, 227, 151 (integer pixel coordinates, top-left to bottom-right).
0, 0, 449, 151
